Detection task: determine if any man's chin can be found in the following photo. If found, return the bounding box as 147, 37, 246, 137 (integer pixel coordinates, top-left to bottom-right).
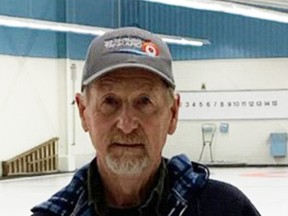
105, 154, 150, 176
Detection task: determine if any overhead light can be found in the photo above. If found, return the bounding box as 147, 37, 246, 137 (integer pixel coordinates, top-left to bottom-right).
0, 15, 210, 47
0, 15, 108, 36
144, 0, 288, 24
159, 34, 210, 46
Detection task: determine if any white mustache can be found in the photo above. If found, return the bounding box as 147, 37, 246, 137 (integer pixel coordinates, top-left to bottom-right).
109, 131, 147, 144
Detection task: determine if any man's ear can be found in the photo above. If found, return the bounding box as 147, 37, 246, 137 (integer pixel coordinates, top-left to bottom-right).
75, 93, 88, 132
168, 93, 180, 135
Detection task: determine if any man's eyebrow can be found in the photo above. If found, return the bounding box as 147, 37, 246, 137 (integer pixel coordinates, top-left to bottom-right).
95, 78, 118, 90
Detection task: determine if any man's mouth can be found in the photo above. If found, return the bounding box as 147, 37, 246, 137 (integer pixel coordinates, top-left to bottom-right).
109, 142, 146, 152
113, 143, 144, 148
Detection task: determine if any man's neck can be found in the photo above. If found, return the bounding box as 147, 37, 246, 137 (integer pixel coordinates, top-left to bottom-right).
98, 161, 160, 208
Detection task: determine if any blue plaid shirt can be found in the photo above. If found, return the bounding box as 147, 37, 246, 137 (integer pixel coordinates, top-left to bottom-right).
31, 154, 260, 216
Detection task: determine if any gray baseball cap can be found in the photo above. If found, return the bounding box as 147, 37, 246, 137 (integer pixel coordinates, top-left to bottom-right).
81, 27, 175, 90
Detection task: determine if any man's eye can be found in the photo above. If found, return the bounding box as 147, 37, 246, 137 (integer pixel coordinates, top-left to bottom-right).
135, 96, 156, 114
100, 96, 120, 115
104, 96, 119, 106
137, 96, 151, 105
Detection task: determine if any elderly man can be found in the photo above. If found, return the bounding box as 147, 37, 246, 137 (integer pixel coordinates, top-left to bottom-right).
31, 27, 260, 216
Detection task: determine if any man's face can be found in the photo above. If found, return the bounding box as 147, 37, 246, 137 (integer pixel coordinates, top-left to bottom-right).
76, 68, 179, 176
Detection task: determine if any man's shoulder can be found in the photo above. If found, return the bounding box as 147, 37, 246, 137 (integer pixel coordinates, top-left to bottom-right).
30, 161, 93, 216
165, 155, 260, 215
197, 178, 261, 215
202, 178, 244, 197
200, 178, 253, 205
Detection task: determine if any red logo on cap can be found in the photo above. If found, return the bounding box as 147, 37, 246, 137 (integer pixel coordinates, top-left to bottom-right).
142, 41, 159, 57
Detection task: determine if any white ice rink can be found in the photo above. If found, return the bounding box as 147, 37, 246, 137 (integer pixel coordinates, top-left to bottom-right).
0, 167, 287, 216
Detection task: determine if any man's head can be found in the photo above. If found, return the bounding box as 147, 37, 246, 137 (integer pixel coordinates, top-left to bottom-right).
76, 27, 180, 176
81, 27, 175, 91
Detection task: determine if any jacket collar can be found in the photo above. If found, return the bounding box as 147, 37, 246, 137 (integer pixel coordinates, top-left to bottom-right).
87, 157, 168, 216
164, 154, 209, 216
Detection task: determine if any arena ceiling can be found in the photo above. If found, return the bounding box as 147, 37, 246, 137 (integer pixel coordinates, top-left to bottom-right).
214, 0, 288, 12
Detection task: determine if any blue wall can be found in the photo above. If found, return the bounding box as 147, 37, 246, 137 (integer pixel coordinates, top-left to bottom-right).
0, 0, 287, 60
0, 0, 65, 21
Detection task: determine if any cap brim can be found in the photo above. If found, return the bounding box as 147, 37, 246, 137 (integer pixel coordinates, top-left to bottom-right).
82, 63, 175, 89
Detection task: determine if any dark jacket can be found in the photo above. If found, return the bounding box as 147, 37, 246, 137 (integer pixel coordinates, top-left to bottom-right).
31, 154, 261, 216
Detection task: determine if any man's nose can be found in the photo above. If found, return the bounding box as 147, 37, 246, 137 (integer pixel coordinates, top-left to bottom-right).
116, 105, 139, 134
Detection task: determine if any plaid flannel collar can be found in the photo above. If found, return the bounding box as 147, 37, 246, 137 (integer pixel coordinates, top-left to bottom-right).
87, 158, 167, 216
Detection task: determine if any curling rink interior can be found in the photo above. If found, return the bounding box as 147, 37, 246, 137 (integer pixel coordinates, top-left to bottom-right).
1, 1, 288, 216
0, 166, 287, 216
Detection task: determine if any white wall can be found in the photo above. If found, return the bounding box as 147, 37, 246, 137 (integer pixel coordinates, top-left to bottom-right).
0, 55, 66, 159
0, 55, 88, 173
1, 56, 287, 176
163, 58, 288, 165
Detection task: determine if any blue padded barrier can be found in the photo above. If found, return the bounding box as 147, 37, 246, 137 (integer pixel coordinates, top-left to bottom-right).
270, 133, 287, 157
